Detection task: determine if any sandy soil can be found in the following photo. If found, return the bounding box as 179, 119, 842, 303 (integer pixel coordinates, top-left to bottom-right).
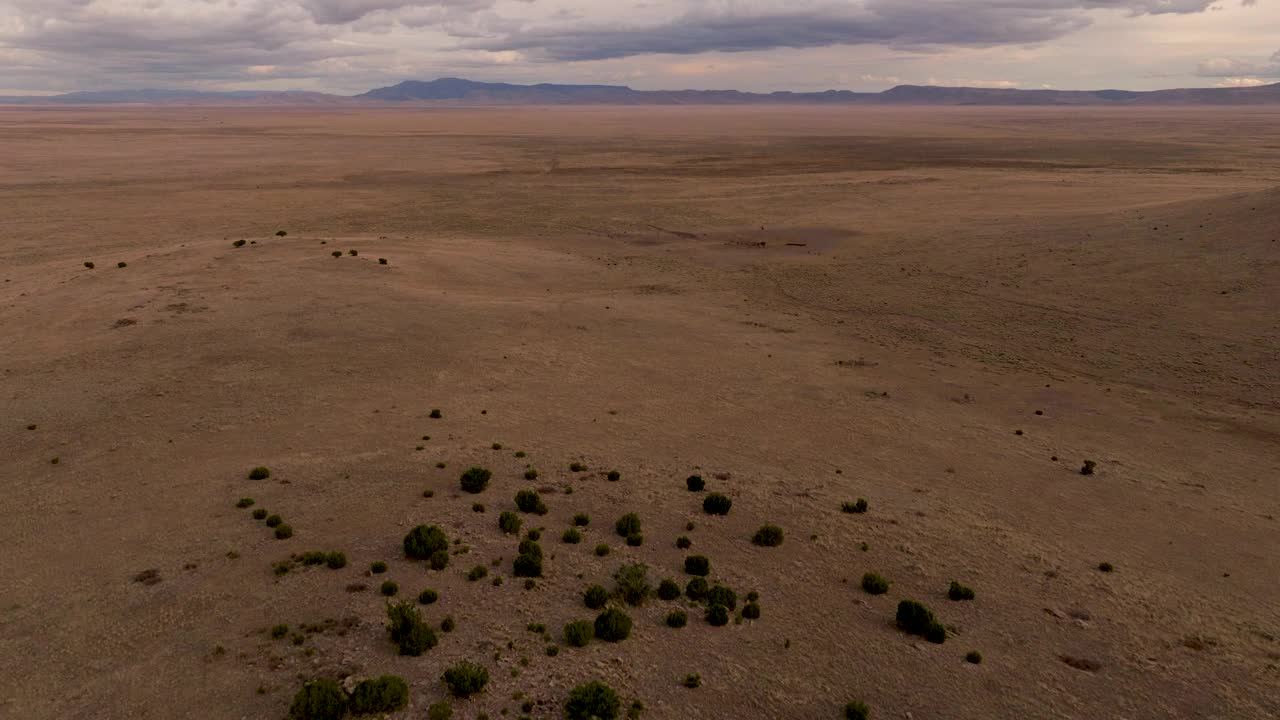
1, 106, 1278, 720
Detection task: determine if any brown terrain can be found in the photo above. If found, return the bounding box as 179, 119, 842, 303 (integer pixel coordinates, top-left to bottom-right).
1, 105, 1278, 720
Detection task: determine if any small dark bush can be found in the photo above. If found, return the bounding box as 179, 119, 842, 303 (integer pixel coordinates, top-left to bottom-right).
656, 579, 680, 600
742, 602, 761, 619
752, 524, 784, 547
614, 563, 650, 606
562, 528, 582, 544
349, 675, 409, 715
546, 644, 559, 656
370, 561, 388, 574
252, 508, 268, 520
515, 489, 548, 515
499, 511, 522, 535
331, 251, 342, 257
861, 573, 890, 595
682, 673, 701, 689
348, 250, 358, 257
564, 681, 620, 720
404, 524, 450, 559
686, 521, 696, 531
686, 475, 705, 492
440, 616, 455, 632
442, 662, 489, 698
288, 679, 347, 720
705, 604, 730, 626
594, 608, 632, 642
513, 552, 543, 578
607, 470, 621, 482
947, 581, 975, 601
386, 601, 437, 656
684, 555, 710, 576
435, 462, 446, 469
265, 514, 283, 528
966, 650, 983, 664
429, 409, 442, 418
524, 468, 538, 480
233, 239, 247, 248
706, 585, 737, 611
430, 550, 450, 571
1081, 460, 1097, 476
419, 588, 439, 604
594, 543, 610, 557
460, 467, 491, 493
427, 702, 453, 720
666, 610, 688, 628
468, 565, 488, 581
684, 577, 709, 602
117, 261, 127, 268
236, 497, 255, 508
472, 503, 485, 513
843, 701, 870, 720
626, 533, 643, 547
842, 499, 869, 514
702, 493, 732, 515
248, 466, 271, 480
569, 462, 586, 472
925, 623, 947, 644
84, 261, 95, 269
378, 258, 388, 265
1098, 562, 1114, 573
675, 536, 692, 549
584, 584, 609, 609
747, 590, 759, 602
276, 230, 287, 236
271, 624, 288, 639
564, 619, 594, 647
896, 599, 945, 643
614, 513, 641, 537
275, 524, 294, 540
380, 580, 399, 596
526, 528, 542, 541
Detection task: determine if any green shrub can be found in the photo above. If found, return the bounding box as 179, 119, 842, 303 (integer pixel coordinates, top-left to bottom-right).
562, 528, 583, 544
1098, 562, 1114, 573
442, 662, 489, 698
686, 475, 705, 492
526, 528, 542, 541
233, 239, 247, 248
706, 585, 737, 611
843, 701, 870, 720
515, 490, 548, 515
751, 524, 784, 547
614, 513, 641, 537
573, 513, 590, 526
276, 230, 288, 236
348, 250, 358, 256
666, 610, 688, 628
702, 494, 732, 515
684, 578, 709, 602
271, 624, 288, 639
683, 555, 710, 576
349, 675, 408, 715
569, 462, 586, 472
83, 261, 95, 269
370, 561, 388, 574
288, 679, 347, 720
460, 467, 491, 493
861, 573, 890, 595
386, 601, 437, 656
925, 623, 947, 644
427, 702, 453, 720
499, 512, 522, 535
236, 497, 255, 508
594, 608, 632, 642
686, 521, 696, 531
564, 619, 594, 647
472, 503, 485, 513
440, 616, 455, 632
564, 681, 620, 720
947, 580, 975, 601
607, 470, 621, 482
429, 409, 442, 418
380, 580, 399, 596
896, 599, 945, 643
742, 602, 761, 619
117, 261, 127, 268
436, 461, 446, 469
248, 466, 271, 480
594, 543, 610, 557
275, 525, 294, 540
584, 585, 609, 609
966, 650, 983, 664
656, 579, 681, 601
404, 524, 450, 559
513, 552, 542, 578
546, 644, 560, 656
626, 533, 643, 547
300, 551, 326, 565
524, 468, 538, 480
1081, 460, 1097, 476
252, 508, 268, 520
265, 514, 283, 528
705, 604, 730, 626
325, 552, 346, 569
842, 499, 868, 514
675, 536, 692, 549
430, 550, 450, 571
422, 488, 434, 497
613, 563, 650, 606
468, 565, 488, 581
682, 673, 701, 689
419, 588, 439, 605
331, 250, 342, 258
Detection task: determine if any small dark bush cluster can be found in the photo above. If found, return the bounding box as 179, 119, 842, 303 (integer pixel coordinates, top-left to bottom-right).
896, 600, 946, 644
236, 497, 255, 508
440, 616, 455, 632
499, 511, 522, 535
607, 470, 621, 482
464, 565, 486, 581
742, 602, 761, 619
702, 493, 732, 515
614, 513, 641, 537
252, 508, 268, 520
515, 489, 548, 515
682, 673, 701, 689
233, 239, 247, 248
843, 701, 871, 720
562, 528, 582, 544
348, 249, 358, 257
584, 584, 609, 609
472, 502, 485, 513
564, 681, 620, 720
419, 588, 439, 605
349, 675, 409, 715
666, 610, 688, 628
706, 585, 736, 611
271, 624, 289, 639
685, 578, 709, 602
429, 409, 442, 418
705, 604, 730, 626
686, 475, 705, 492
266, 514, 283, 528
569, 462, 586, 472
947, 580, 975, 601
404, 524, 450, 560
751, 524, 784, 547
276, 230, 288, 236
288, 679, 347, 720
275, 524, 294, 540
1081, 460, 1097, 476
684, 555, 710, 576
513, 540, 543, 578
595, 543, 610, 557
966, 650, 983, 664
460, 467, 491, 493
386, 600, 438, 656
371, 561, 388, 574
861, 573, 890, 595
442, 662, 489, 698
594, 608, 632, 642
523, 468, 538, 481
378, 258, 388, 265
331, 251, 342, 258
248, 466, 272, 480
675, 536, 692, 549
117, 261, 127, 268
84, 261, 95, 269
564, 619, 594, 647
656, 579, 681, 601
842, 499, 869, 514
614, 563, 650, 606
626, 533, 643, 547
430, 550, 450, 571
1098, 562, 1114, 573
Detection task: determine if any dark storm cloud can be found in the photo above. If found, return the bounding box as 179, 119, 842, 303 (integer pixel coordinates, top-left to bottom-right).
473, 1, 1217, 61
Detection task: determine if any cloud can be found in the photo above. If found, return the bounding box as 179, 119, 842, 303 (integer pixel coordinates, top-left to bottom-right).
1198, 49, 1280, 78
300, 0, 495, 26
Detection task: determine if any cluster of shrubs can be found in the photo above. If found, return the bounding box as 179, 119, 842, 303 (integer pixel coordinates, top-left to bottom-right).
296, 551, 348, 570
499, 511, 522, 535
896, 600, 946, 644
515, 489, 548, 515
248, 503, 294, 540
564, 681, 619, 720
289, 675, 409, 719
513, 538, 543, 578
403, 524, 450, 570
442, 662, 489, 698
947, 581, 975, 601
386, 601, 438, 656
460, 467, 491, 493
613, 563, 650, 606
614, 513, 641, 547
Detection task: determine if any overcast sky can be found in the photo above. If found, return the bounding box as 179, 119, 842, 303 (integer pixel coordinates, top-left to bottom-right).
1, 0, 1277, 94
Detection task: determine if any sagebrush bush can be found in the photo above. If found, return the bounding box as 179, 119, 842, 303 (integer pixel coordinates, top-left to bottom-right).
752, 524, 784, 547
594, 543, 610, 557
429, 409, 442, 418
513, 552, 543, 578
686, 475, 705, 492
248, 466, 271, 480
386, 600, 437, 656
569, 462, 586, 472
626, 533, 643, 547
442, 662, 489, 698
947, 580, 975, 601
613, 563, 650, 606
271, 624, 288, 639
843, 701, 870, 720
275, 524, 294, 540
1098, 562, 1114, 573
460, 467, 491, 493
564, 619, 594, 647
83, 261, 95, 269
526, 528, 542, 541
742, 602, 761, 619
515, 489, 548, 515
594, 608, 633, 642
300, 550, 325, 564
440, 615, 455, 632
614, 513, 641, 537
348, 250, 358, 257
265, 514, 283, 528
966, 650, 983, 664
656, 579, 681, 601
467, 565, 488, 581
404, 524, 450, 559
683, 555, 710, 576
236, 497, 255, 508
684, 577, 709, 602
666, 610, 688, 628
370, 561, 388, 574
427, 702, 453, 720
584, 584, 609, 609
562, 528, 583, 544
705, 604, 730, 626
861, 573, 890, 595
607, 470, 621, 482
524, 468, 538, 480
378, 258, 388, 265
842, 499, 869, 514
419, 588, 439, 604
564, 681, 620, 720
499, 511, 522, 535
349, 675, 409, 715
325, 552, 346, 569
117, 261, 127, 268
682, 673, 701, 689
233, 239, 246, 248
706, 585, 737, 611
896, 599, 945, 643
331, 250, 342, 258
430, 550, 450, 571
676, 536, 692, 549
702, 493, 732, 515
472, 502, 485, 513
1081, 460, 1097, 476
252, 508, 268, 520
276, 230, 287, 236
288, 679, 347, 720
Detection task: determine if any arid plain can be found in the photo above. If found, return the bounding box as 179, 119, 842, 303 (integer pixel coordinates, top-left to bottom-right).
1, 106, 1278, 720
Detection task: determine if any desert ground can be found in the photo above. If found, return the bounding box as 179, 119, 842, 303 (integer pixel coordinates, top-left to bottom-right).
1, 105, 1278, 720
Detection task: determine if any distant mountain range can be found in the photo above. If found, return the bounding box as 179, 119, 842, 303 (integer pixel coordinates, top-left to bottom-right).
4, 77, 1280, 106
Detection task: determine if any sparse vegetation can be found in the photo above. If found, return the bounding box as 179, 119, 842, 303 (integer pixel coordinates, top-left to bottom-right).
499, 511, 522, 535
349, 675, 409, 715
348, 249, 358, 256
1081, 460, 1097, 476
235, 497, 255, 508
614, 513, 641, 537
684, 555, 710, 576
526, 528, 541, 541
513, 541, 543, 578
460, 466, 492, 493
675, 536, 692, 549
843, 701, 870, 720
593, 608, 633, 642
594, 543, 610, 557
83, 262, 94, 269
515, 489, 548, 515
427, 702, 453, 720
419, 588, 439, 604
564, 681, 620, 720
686, 475, 705, 492
524, 468, 538, 480
265, 514, 283, 528
404, 524, 450, 560
569, 462, 586, 472
440, 616, 455, 632
656, 579, 680, 601
386, 601, 437, 656
606, 470, 621, 482
896, 600, 946, 644
271, 624, 289, 639
626, 533, 643, 547
947, 580, 975, 601
706, 585, 737, 611
442, 662, 490, 698
685, 578, 709, 602
682, 673, 701, 689
614, 563, 650, 606
378, 258, 388, 265
573, 513, 589, 527
233, 239, 246, 247
861, 573, 890, 595
472, 502, 485, 513
702, 493, 732, 515
117, 261, 127, 268
370, 561, 388, 574
252, 508, 268, 520
1098, 562, 1115, 573
742, 602, 761, 619
842, 498, 869, 514
584, 584, 609, 609
966, 650, 983, 664
331, 250, 342, 258
275, 525, 294, 540
430, 550, 450, 571
564, 619, 594, 647
705, 604, 730, 626
325, 553, 345, 572
562, 528, 583, 544
468, 565, 489, 581
248, 466, 271, 480
666, 610, 688, 628
288, 679, 347, 720
752, 524, 784, 547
